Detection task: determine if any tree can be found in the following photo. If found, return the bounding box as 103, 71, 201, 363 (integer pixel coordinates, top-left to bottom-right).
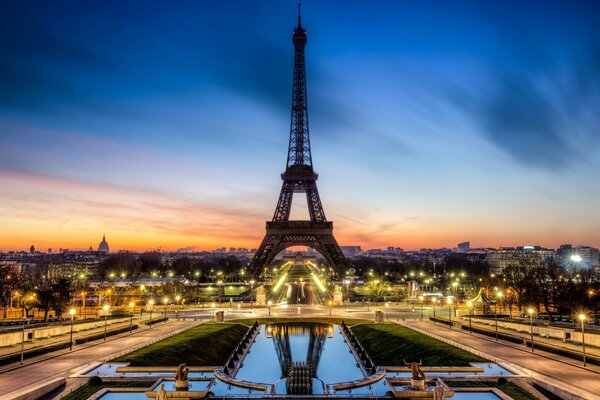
0, 266, 20, 319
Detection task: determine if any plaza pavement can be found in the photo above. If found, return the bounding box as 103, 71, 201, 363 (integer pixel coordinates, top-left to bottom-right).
0, 319, 199, 400
401, 319, 600, 400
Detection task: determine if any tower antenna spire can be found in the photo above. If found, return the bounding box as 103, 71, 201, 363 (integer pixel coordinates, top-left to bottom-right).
298, 2, 302, 26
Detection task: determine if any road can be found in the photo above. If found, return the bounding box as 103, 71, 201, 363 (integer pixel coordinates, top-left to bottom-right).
0, 320, 198, 400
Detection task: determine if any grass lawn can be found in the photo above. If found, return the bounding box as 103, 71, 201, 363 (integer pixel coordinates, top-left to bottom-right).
446, 381, 537, 400
62, 381, 150, 400
114, 322, 248, 366
351, 323, 486, 366
230, 317, 369, 326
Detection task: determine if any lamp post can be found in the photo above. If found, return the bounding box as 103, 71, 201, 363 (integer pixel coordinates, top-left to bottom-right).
175, 295, 181, 320
467, 301, 473, 334
129, 302, 135, 333
103, 304, 109, 341
267, 300, 272, 316
20, 316, 27, 365
419, 295, 424, 320
447, 297, 453, 328
528, 308, 535, 352
163, 297, 168, 319
148, 299, 154, 327
81, 291, 86, 318
328, 300, 332, 317
432, 297, 437, 321
495, 292, 503, 341
69, 308, 76, 350
579, 314, 587, 367
344, 279, 350, 310
249, 280, 255, 310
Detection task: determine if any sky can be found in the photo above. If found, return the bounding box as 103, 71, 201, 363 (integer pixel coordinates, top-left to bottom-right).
1, 0, 599, 252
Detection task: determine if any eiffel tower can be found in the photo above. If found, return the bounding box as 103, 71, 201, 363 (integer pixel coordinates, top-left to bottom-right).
249, 6, 346, 274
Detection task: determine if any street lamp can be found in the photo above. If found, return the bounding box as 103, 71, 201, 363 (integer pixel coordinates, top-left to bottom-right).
447, 297, 453, 328
328, 300, 333, 317
431, 297, 438, 321
579, 314, 587, 366
467, 301, 473, 334
249, 280, 255, 310
163, 297, 169, 319
419, 295, 424, 320
175, 295, 181, 320
69, 308, 76, 350
20, 316, 28, 365
129, 302, 135, 333
148, 299, 154, 327
103, 304, 110, 341
267, 300, 272, 316
344, 279, 350, 309
528, 308, 535, 352
495, 292, 503, 341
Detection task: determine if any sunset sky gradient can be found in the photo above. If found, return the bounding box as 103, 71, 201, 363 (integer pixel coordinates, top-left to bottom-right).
1, 1, 599, 252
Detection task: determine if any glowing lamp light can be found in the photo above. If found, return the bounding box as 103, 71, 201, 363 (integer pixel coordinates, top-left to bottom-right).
527, 308, 534, 315
311, 273, 326, 293
273, 273, 288, 292
69, 308, 76, 316
579, 314, 586, 321
570, 254, 583, 262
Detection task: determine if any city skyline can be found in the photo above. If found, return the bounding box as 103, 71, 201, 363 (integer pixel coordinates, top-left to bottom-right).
1, 1, 600, 252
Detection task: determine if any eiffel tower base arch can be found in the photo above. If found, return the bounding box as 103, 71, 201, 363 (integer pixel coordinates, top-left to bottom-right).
251, 221, 346, 275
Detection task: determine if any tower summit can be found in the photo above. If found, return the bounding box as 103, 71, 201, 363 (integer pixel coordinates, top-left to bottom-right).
250, 7, 346, 274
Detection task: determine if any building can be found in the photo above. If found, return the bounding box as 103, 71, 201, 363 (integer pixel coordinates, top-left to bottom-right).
98, 234, 110, 255
340, 246, 362, 257
457, 242, 470, 253
486, 246, 556, 273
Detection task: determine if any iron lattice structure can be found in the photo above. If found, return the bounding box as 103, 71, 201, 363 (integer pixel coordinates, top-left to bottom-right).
250, 10, 346, 274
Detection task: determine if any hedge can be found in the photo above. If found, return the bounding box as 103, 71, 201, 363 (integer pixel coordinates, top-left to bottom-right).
429, 317, 454, 327
75, 324, 138, 344
144, 317, 168, 326
460, 324, 525, 344
0, 324, 139, 366
525, 340, 600, 366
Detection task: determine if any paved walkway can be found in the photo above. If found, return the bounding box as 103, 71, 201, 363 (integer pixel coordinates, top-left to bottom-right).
455, 316, 600, 358
401, 319, 600, 400
0, 316, 151, 359
0, 320, 199, 400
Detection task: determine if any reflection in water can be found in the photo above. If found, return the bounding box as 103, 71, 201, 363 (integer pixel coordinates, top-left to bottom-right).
268, 323, 333, 378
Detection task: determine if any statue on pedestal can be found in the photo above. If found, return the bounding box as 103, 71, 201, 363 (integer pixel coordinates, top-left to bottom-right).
433, 380, 446, 400
404, 359, 426, 390
155, 384, 167, 400
175, 363, 189, 391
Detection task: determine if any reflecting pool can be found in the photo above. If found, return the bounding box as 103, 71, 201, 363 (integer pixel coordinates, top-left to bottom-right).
235, 323, 365, 385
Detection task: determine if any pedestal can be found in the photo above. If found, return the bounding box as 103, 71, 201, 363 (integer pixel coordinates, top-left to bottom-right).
175, 379, 189, 391
215, 310, 224, 323
410, 378, 425, 390
256, 286, 266, 305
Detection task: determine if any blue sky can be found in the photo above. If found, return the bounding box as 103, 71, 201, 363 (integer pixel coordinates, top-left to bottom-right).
1, 0, 599, 251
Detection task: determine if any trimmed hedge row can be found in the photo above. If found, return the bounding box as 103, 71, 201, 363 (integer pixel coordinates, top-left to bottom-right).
429, 317, 454, 327
0, 341, 71, 366
461, 323, 600, 366
0, 324, 139, 366
525, 340, 600, 366
460, 324, 525, 344
145, 317, 168, 326
75, 324, 138, 344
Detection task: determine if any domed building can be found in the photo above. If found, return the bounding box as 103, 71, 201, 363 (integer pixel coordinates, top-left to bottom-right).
98, 234, 110, 255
